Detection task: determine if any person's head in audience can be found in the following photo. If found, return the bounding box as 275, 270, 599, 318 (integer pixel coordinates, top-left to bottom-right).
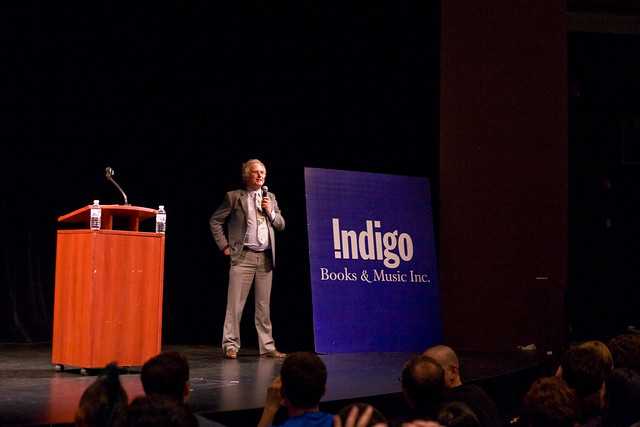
126, 396, 197, 427
604, 368, 640, 427
423, 345, 462, 388
522, 377, 578, 427
557, 343, 609, 419
280, 352, 327, 413
75, 362, 128, 427
608, 334, 640, 373
337, 403, 387, 427
437, 401, 480, 427
579, 340, 613, 375
141, 352, 190, 403
401, 355, 445, 419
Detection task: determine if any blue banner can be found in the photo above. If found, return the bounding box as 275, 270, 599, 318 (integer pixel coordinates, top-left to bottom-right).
305, 168, 442, 353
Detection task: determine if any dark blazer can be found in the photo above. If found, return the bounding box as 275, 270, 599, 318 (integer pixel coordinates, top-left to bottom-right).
209, 189, 285, 267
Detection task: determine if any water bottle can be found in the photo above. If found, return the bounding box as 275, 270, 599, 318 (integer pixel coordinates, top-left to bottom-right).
90, 200, 101, 230
155, 205, 166, 233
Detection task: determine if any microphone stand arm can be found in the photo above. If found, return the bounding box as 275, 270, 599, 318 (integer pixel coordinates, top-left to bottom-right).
105, 169, 129, 205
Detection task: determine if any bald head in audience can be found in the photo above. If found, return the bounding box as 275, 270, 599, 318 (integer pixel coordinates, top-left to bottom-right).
401, 355, 445, 417
424, 345, 462, 388
423, 344, 503, 427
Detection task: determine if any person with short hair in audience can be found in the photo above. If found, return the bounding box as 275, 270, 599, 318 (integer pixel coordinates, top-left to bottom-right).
399, 355, 446, 422
127, 395, 197, 427
521, 376, 578, 427
603, 368, 640, 427
423, 345, 502, 427
75, 362, 128, 427
579, 341, 614, 375
556, 342, 610, 426
258, 352, 333, 427
141, 351, 225, 427
607, 334, 640, 373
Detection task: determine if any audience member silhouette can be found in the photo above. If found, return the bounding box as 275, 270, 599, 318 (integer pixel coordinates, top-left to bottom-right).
424, 345, 501, 427
579, 340, 614, 375
258, 352, 333, 427
603, 368, 640, 427
126, 395, 197, 427
607, 334, 640, 374
75, 362, 128, 427
556, 342, 610, 425
521, 376, 578, 427
141, 351, 224, 427
400, 355, 446, 422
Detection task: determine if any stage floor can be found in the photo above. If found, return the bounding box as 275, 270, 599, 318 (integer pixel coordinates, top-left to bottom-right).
0, 343, 552, 426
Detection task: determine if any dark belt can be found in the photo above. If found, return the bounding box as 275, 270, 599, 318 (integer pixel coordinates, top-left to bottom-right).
244, 246, 268, 253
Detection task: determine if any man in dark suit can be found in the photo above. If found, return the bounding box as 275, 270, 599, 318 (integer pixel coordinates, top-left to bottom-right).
424, 345, 502, 427
210, 159, 286, 359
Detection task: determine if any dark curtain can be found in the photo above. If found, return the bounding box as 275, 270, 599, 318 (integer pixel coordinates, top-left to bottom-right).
1, 1, 440, 346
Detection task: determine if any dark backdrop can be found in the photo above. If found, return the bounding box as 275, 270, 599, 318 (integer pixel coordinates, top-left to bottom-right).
439, 0, 568, 352
568, 32, 640, 340
2, 2, 440, 348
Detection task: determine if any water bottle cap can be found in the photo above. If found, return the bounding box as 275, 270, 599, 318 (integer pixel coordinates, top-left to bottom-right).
159, 205, 164, 210
93, 200, 100, 205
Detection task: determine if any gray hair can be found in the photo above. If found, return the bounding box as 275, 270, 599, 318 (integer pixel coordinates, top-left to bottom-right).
241, 159, 266, 183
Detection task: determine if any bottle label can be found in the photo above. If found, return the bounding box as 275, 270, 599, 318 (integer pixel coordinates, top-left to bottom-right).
156, 213, 166, 233
90, 208, 101, 230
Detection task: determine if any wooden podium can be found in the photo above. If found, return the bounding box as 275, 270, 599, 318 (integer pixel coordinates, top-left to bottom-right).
51, 204, 165, 371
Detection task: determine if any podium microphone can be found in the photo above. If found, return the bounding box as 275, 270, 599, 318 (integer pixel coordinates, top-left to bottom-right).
105, 167, 129, 205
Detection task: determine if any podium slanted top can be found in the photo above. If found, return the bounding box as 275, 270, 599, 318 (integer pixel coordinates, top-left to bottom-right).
58, 204, 157, 232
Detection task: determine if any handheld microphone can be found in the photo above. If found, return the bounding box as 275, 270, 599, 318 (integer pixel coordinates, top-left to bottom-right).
261, 185, 271, 220
105, 166, 129, 205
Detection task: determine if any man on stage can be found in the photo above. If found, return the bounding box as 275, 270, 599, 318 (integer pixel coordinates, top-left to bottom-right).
210, 159, 286, 359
